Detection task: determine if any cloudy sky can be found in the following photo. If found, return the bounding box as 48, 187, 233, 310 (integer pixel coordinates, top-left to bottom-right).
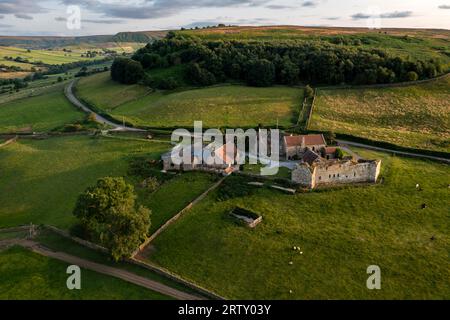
0, 0, 449, 36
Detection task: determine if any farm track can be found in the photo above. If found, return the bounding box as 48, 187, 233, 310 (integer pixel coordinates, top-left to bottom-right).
65, 80, 145, 132
0, 238, 204, 300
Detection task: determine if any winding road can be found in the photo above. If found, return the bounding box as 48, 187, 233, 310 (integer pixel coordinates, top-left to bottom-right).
0, 238, 203, 300
65, 80, 145, 132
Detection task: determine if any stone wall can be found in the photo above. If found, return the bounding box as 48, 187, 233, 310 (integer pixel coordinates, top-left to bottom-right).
313, 160, 381, 188
292, 159, 381, 188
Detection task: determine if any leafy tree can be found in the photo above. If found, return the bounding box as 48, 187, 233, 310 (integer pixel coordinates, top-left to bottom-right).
247, 59, 275, 87
186, 62, 216, 86
111, 57, 144, 84
73, 177, 151, 261
141, 53, 162, 69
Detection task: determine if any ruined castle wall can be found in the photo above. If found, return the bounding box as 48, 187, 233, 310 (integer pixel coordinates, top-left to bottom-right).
313, 160, 381, 187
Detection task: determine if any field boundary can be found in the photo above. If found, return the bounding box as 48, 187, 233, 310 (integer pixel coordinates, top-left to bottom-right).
39, 225, 224, 300
0, 135, 18, 148
134, 176, 227, 254
317, 72, 450, 91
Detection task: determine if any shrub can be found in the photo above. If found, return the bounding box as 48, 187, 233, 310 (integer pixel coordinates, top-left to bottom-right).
218, 176, 255, 201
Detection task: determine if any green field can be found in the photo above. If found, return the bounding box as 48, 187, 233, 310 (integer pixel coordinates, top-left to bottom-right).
0, 246, 169, 300
0, 136, 169, 229
0, 88, 84, 133
143, 149, 450, 299
141, 172, 218, 233
75, 72, 150, 110
310, 76, 450, 152
0, 46, 101, 65
77, 73, 303, 128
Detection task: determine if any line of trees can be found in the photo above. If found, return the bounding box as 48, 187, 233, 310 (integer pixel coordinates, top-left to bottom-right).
119, 33, 443, 87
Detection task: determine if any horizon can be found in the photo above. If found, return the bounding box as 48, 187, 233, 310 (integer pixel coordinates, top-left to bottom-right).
0, 0, 448, 36
1, 24, 450, 38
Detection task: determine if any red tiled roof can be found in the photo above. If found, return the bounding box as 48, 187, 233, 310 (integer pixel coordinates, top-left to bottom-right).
284, 134, 326, 148
324, 147, 337, 154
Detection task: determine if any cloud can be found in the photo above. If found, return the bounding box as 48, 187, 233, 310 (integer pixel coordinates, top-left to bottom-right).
302, 1, 319, 7
438, 5, 450, 9
352, 11, 413, 20
15, 13, 34, 20
55, 17, 67, 22
83, 19, 125, 24
266, 5, 295, 10
380, 11, 413, 18
0, 0, 46, 15
61, 0, 271, 20
325, 17, 340, 21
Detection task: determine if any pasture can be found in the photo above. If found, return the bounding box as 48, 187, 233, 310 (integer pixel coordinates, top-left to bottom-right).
77, 73, 303, 128
0, 46, 101, 65
0, 136, 169, 229
310, 76, 450, 152
143, 149, 450, 299
0, 88, 84, 133
0, 246, 169, 300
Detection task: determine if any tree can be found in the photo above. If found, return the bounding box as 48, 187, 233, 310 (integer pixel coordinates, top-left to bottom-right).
186, 62, 216, 86
111, 58, 144, 84
141, 53, 162, 69
73, 177, 151, 261
247, 59, 275, 87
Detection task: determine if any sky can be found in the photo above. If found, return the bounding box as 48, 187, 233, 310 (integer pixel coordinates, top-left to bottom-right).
0, 0, 448, 36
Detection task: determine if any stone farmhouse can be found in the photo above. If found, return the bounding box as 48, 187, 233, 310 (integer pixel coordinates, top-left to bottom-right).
286, 134, 381, 189
162, 142, 240, 174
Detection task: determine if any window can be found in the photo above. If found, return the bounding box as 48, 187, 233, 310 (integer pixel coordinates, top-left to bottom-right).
319, 176, 322, 180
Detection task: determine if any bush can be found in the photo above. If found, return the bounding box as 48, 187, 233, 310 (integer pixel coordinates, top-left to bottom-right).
335, 148, 345, 159
304, 85, 314, 99
157, 77, 180, 90
141, 176, 160, 193
218, 176, 255, 201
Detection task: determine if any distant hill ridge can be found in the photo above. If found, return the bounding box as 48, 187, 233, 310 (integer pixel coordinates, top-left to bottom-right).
0, 31, 168, 49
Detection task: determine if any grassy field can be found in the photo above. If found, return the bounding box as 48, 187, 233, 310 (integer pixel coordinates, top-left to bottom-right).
0, 46, 102, 65
143, 150, 450, 299
140, 172, 218, 233
0, 246, 170, 300
310, 76, 450, 152
0, 136, 169, 229
0, 88, 84, 133
76, 72, 151, 110
35, 228, 200, 296
77, 73, 303, 128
